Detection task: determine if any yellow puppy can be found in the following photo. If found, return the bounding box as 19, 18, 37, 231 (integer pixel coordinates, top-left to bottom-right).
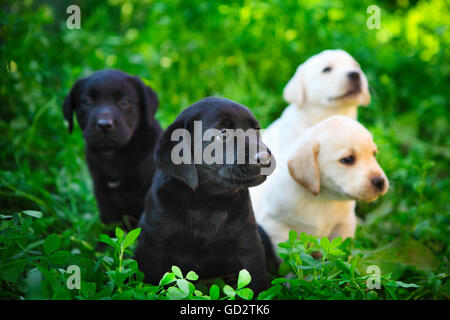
252, 116, 389, 248
262, 49, 370, 161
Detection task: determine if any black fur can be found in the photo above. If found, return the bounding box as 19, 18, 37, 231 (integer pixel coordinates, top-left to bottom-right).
136, 97, 275, 294
62, 69, 162, 228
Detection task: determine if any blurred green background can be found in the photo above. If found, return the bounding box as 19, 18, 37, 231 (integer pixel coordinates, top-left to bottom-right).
0, 0, 449, 299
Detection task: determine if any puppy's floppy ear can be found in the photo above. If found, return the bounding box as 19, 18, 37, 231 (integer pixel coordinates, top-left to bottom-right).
155, 118, 198, 190
283, 65, 305, 107
62, 78, 85, 134
287, 138, 320, 195
130, 76, 159, 125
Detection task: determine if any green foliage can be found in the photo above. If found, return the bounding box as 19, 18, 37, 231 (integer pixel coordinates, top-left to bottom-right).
0, 222, 255, 300
270, 231, 423, 299
0, 0, 449, 299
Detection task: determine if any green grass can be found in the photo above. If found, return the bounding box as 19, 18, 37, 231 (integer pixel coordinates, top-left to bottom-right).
0, 0, 449, 299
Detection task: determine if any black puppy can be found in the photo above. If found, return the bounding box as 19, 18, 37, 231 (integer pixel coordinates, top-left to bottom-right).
136, 97, 276, 294
63, 69, 162, 228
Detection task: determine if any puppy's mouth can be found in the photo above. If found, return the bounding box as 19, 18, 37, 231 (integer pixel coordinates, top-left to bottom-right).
360, 195, 380, 202
338, 190, 382, 203
84, 130, 132, 150
218, 166, 268, 188
223, 174, 267, 188
86, 137, 127, 150
329, 85, 361, 101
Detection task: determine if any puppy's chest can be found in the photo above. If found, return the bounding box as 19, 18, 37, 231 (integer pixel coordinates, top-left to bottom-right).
97, 165, 149, 192
185, 208, 233, 241
89, 152, 152, 186
288, 198, 353, 236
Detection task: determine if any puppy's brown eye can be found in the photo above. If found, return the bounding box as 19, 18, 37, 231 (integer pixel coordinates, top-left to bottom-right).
119, 98, 130, 109
82, 97, 92, 106
216, 129, 230, 141
340, 155, 355, 165
322, 66, 332, 73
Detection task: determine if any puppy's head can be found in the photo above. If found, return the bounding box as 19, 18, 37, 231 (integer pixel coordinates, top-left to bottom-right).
283, 49, 371, 110
288, 116, 388, 202
155, 97, 276, 192
62, 69, 158, 150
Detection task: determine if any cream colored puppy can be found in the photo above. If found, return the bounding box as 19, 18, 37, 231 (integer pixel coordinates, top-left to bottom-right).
262, 49, 371, 160
252, 116, 388, 247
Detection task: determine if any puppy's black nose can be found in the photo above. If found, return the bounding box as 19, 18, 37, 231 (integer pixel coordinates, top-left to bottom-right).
371, 177, 385, 191
255, 151, 271, 167
348, 71, 360, 82
96, 118, 114, 130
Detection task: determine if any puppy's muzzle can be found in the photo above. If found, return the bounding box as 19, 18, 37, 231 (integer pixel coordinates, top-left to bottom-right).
371, 176, 386, 192
254, 150, 272, 167
347, 71, 361, 91
255, 146, 276, 176
96, 115, 115, 131
348, 71, 360, 83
